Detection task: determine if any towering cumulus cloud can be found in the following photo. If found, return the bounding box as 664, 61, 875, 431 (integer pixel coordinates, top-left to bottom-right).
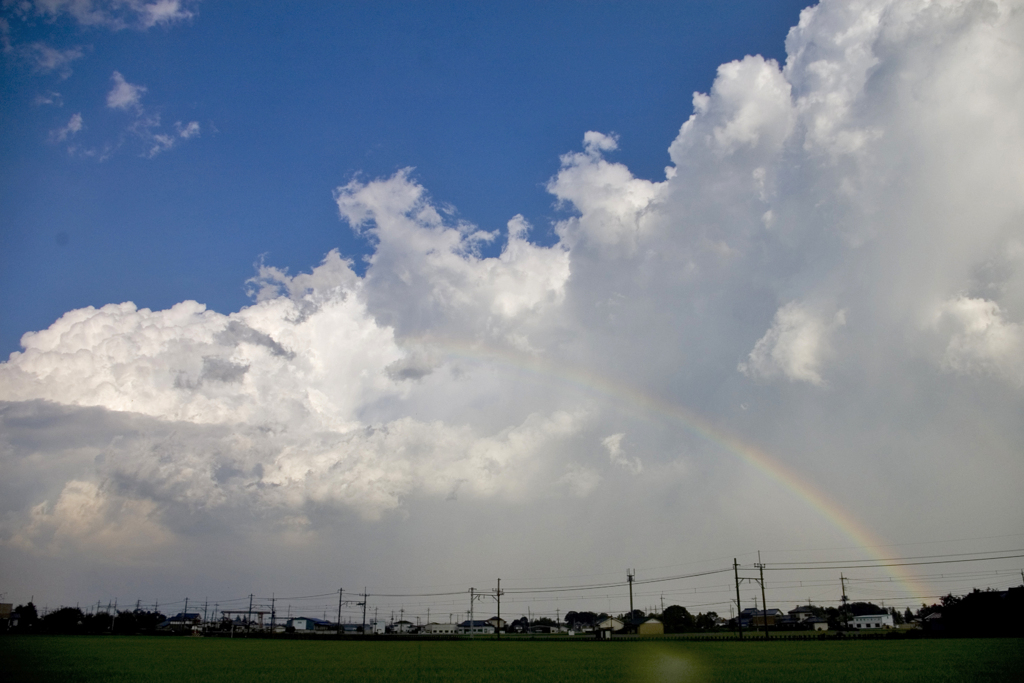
2, 0, 1022, 591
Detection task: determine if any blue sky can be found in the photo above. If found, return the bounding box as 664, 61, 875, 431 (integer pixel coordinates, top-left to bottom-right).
1, 1, 1022, 617
2, 1, 807, 357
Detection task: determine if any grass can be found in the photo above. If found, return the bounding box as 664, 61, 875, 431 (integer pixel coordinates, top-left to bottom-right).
2, 635, 1021, 682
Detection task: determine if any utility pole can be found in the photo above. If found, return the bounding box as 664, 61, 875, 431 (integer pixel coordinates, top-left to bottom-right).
362, 589, 368, 635
111, 599, 118, 632
270, 595, 275, 634
342, 589, 350, 634
182, 598, 188, 634
247, 594, 253, 636
733, 559, 743, 639
627, 569, 635, 619
660, 594, 665, 615
496, 579, 503, 639
840, 574, 850, 630
469, 588, 475, 639
757, 552, 769, 640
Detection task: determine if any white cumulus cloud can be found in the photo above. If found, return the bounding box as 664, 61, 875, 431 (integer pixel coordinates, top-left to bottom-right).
2, 0, 1023, 593
739, 302, 846, 386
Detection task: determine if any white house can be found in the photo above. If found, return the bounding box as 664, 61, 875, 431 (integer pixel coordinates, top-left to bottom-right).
851, 614, 893, 629
458, 620, 495, 635
788, 605, 815, 622
288, 617, 332, 632
392, 620, 415, 634
422, 622, 458, 635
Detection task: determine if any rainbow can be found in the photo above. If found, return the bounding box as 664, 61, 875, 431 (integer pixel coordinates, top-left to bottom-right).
413, 336, 927, 598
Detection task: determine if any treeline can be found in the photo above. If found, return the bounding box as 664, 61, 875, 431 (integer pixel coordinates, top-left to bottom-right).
5, 603, 168, 635
919, 587, 1024, 637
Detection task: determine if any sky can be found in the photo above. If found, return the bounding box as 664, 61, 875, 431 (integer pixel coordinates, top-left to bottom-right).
1, 0, 1023, 624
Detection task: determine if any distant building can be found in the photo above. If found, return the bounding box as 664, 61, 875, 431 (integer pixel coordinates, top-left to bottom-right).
158, 612, 202, 630
422, 622, 458, 635
458, 620, 495, 635
486, 616, 507, 630
851, 614, 893, 629
788, 605, 815, 622
751, 609, 784, 627
392, 620, 415, 634
806, 617, 829, 631
287, 617, 332, 633
636, 618, 664, 635
597, 616, 623, 632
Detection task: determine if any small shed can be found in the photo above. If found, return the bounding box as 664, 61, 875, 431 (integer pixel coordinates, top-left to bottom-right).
806, 617, 829, 631
636, 617, 664, 635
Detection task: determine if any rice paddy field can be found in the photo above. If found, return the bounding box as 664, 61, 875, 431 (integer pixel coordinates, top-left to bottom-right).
2, 635, 1021, 682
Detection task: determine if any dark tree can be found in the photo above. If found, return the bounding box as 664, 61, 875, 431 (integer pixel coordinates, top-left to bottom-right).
41, 607, 85, 634
848, 602, 885, 617
565, 611, 599, 629
694, 611, 719, 631
661, 605, 695, 633
12, 602, 38, 631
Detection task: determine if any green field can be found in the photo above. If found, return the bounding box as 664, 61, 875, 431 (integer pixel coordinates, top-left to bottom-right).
2, 636, 1021, 682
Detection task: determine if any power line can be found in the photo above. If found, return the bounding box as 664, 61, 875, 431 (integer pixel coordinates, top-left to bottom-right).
762, 553, 1024, 571
768, 548, 1024, 565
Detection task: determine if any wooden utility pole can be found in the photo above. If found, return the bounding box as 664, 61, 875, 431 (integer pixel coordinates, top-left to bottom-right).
247, 594, 253, 636
362, 589, 368, 635
840, 575, 850, 630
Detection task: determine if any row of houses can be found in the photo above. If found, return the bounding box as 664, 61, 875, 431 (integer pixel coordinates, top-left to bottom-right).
734, 605, 894, 631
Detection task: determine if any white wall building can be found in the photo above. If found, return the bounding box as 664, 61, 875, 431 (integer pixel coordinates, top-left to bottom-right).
851, 614, 893, 629
458, 620, 495, 634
